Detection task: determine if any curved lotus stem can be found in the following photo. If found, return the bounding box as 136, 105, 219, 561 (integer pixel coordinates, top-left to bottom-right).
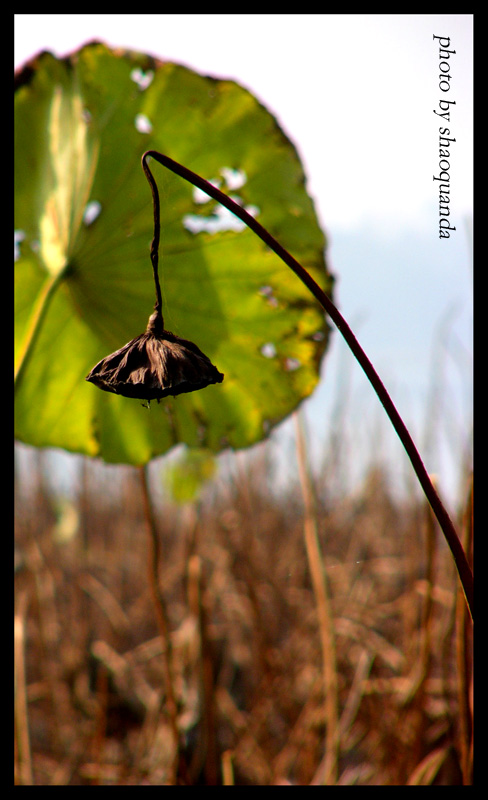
141, 150, 473, 620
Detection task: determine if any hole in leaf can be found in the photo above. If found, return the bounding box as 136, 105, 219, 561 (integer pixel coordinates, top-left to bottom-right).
283, 357, 301, 371
135, 114, 153, 134
242, 203, 259, 218
219, 167, 247, 191
14, 230, 25, 261
258, 285, 279, 308
184, 169, 258, 235
183, 200, 259, 235
130, 68, 154, 90
83, 201, 102, 226
183, 206, 247, 235
192, 180, 222, 205
260, 343, 277, 359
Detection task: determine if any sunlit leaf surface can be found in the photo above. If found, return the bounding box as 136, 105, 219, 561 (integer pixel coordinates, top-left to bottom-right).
15, 41, 333, 464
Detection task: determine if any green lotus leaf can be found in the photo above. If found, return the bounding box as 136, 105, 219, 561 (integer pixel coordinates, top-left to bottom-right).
163, 448, 217, 505
15, 41, 333, 465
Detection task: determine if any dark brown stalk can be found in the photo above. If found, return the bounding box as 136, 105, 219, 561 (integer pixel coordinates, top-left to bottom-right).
141, 154, 164, 322
139, 464, 180, 783
141, 151, 473, 621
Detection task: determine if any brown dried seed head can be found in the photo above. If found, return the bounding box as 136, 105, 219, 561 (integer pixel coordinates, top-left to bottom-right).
86, 311, 223, 400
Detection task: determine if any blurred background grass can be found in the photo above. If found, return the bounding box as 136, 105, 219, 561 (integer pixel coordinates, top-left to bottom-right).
14, 384, 473, 785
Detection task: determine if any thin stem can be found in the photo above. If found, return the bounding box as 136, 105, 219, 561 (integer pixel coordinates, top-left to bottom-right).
455, 475, 473, 784
138, 464, 180, 783
141, 150, 473, 621
141, 153, 164, 322
14, 592, 33, 785
294, 412, 339, 785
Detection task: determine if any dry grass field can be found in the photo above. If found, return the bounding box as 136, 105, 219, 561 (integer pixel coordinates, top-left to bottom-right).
14, 417, 473, 785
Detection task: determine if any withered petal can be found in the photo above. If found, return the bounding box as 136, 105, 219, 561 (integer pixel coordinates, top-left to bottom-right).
86, 324, 223, 401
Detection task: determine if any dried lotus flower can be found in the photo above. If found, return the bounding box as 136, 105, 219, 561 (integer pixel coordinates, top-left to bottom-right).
86, 310, 223, 400
86, 152, 223, 404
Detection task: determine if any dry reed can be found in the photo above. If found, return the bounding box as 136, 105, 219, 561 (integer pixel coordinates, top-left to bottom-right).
14, 422, 472, 785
